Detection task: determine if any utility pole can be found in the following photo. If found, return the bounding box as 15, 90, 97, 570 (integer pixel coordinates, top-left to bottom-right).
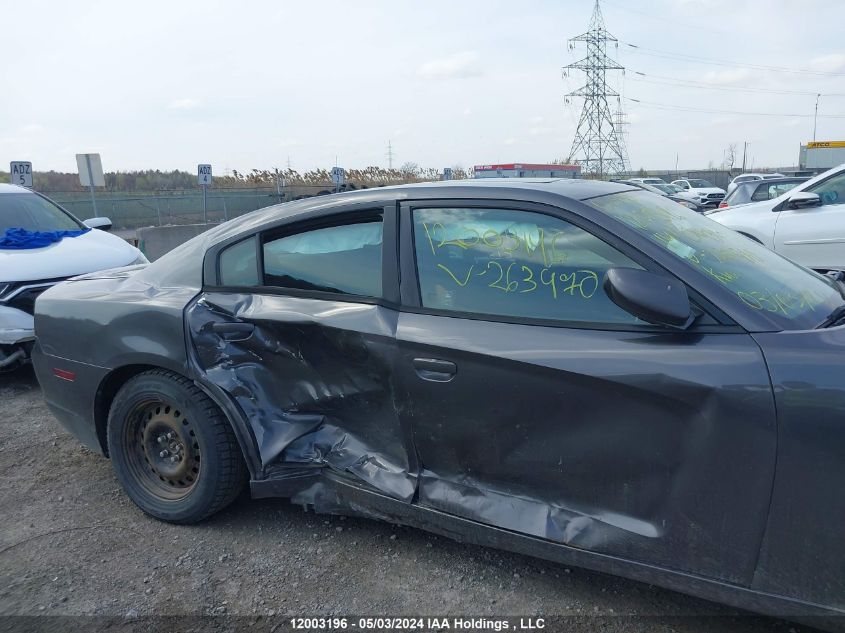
742, 141, 748, 172
814, 94, 821, 141
386, 140, 395, 170
563, 0, 629, 177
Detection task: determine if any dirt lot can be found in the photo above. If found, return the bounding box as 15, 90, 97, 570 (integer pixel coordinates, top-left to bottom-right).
0, 366, 812, 633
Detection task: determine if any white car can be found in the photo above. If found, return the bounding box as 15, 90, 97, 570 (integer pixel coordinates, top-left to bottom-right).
671, 178, 727, 207
709, 163, 845, 273
0, 184, 147, 370
726, 172, 786, 195
628, 177, 667, 185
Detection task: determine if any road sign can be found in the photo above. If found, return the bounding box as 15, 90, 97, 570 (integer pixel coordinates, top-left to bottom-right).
198, 164, 212, 186
330, 166, 345, 186
76, 153, 105, 187
442, 167, 453, 181
10, 161, 33, 188
76, 153, 105, 216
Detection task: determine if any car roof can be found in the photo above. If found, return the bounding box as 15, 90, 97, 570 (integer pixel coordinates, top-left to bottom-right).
379, 177, 635, 200
0, 184, 33, 194
735, 177, 809, 189
212, 178, 638, 240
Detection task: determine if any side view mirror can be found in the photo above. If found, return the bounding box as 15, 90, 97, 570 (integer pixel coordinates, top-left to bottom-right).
83, 216, 113, 230
604, 268, 694, 329
786, 192, 821, 210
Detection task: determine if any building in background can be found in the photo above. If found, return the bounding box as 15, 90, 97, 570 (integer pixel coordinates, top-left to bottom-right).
473, 163, 581, 179
799, 141, 845, 172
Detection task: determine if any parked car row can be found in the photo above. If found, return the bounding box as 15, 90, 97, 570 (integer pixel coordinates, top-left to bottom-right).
710, 163, 845, 274
627, 165, 845, 274
670, 178, 727, 206
614, 180, 706, 212
628, 177, 727, 207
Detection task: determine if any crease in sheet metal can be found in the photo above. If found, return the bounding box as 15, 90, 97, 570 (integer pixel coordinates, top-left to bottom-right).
187, 292, 415, 502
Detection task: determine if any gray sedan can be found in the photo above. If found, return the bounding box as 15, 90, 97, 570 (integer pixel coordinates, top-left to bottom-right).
32, 179, 845, 626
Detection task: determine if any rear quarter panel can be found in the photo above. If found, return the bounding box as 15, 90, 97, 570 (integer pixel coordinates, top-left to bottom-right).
35, 276, 196, 371
33, 274, 199, 453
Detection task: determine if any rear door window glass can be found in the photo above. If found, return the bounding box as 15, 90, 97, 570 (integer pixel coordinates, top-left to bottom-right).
263, 220, 383, 297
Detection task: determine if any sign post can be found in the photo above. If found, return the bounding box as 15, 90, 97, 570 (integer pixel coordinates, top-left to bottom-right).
10, 162, 33, 188
276, 175, 286, 204
330, 166, 345, 193
76, 153, 106, 217
197, 164, 212, 223
442, 167, 453, 181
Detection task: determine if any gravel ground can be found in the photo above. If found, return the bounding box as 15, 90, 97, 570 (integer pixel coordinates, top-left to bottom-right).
0, 366, 815, 633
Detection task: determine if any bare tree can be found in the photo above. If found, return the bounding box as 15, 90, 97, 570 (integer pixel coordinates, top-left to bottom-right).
400, 162, 420, 177
724, 144, 738, 171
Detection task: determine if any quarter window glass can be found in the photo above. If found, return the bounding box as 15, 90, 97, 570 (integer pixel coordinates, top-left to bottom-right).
751, 184, 771, 202
263, 220, 383, 297
726, 187, 751, 205
809, 173, 845, 206
219, 237, 259, 286
413, 208, 643, 324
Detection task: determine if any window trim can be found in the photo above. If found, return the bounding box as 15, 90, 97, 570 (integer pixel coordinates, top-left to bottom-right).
207, 204, 399, 307
399, 199, 737, 334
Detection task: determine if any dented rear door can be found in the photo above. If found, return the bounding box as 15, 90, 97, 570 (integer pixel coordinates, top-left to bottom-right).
186, 206, 416, 502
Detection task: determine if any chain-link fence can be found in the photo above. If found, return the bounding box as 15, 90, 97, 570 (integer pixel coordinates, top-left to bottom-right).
42, 185, 346, 230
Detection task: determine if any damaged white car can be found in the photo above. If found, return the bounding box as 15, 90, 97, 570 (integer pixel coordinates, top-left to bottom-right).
0, 183, 147, 370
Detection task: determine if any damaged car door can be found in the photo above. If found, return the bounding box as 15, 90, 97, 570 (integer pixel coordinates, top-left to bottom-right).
396, 202, 776, 586
186, 207, 417, 502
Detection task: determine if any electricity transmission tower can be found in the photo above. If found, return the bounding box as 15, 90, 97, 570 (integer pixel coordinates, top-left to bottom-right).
386, 140, 395, 169
613, 107, 630, 170
563, 0, 629, 177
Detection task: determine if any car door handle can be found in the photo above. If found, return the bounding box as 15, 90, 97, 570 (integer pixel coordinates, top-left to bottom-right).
412, 358, 457, 382
207, 321, 255, 341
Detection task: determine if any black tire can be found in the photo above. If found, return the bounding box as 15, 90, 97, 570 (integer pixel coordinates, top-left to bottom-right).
106, 369, 247, 523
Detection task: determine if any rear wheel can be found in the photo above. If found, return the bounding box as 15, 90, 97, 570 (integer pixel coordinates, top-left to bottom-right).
107, 369, 247, 523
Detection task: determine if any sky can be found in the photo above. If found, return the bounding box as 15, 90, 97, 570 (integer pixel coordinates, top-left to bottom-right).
2, 0, 844, 174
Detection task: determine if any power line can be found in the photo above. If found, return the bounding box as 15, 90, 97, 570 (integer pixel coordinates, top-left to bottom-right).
627, 71, 845, 97
625, 96, 845, 118
621, 41, 845, 77
601, 0, 732, 37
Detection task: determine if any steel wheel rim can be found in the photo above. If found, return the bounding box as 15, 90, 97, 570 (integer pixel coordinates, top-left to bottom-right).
123, 399, 201, 500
